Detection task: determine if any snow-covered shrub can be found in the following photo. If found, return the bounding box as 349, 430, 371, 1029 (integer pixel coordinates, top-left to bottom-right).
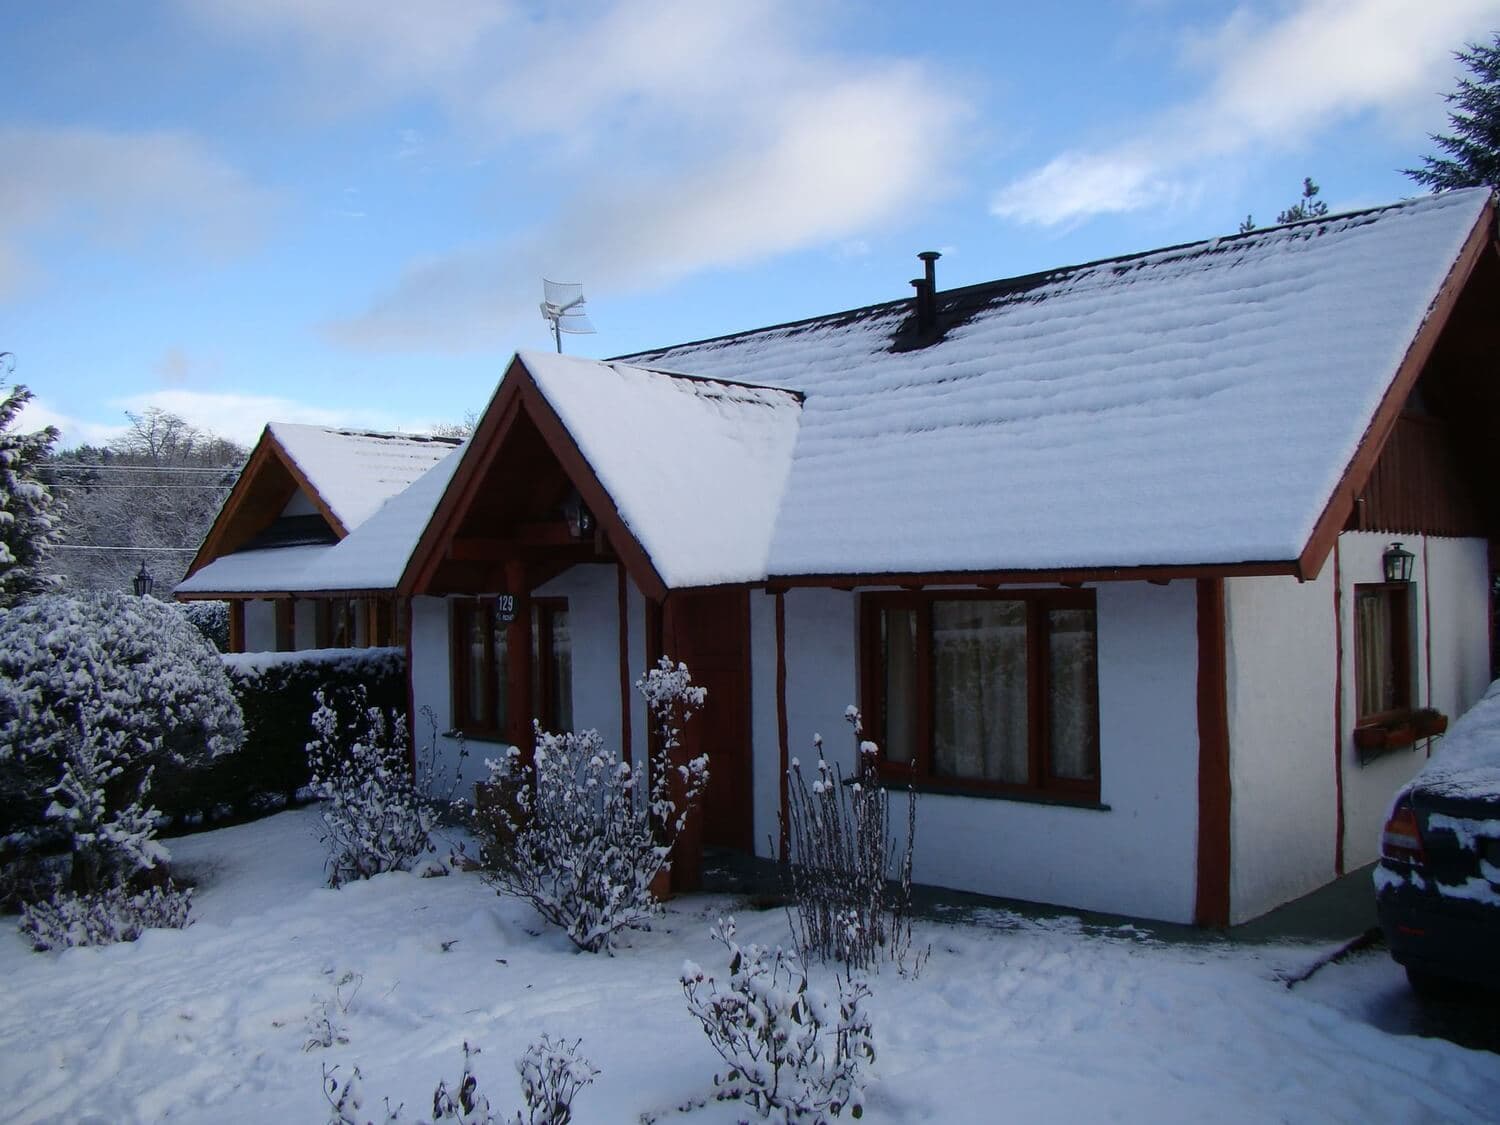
179, 599, 230, 651
18, 882, 193, 950
307, 686, 466, 888
681, 916, 875, 1123
513, 1035, 599, 1125
783, 708, 919, 974
323, 1038, 597, 1125
478, 657, 708, 953
0, 592, 243, 869
305, 971, 362, 1051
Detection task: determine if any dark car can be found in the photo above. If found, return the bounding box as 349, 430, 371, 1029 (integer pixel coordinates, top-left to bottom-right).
1375, 683, 1500, 994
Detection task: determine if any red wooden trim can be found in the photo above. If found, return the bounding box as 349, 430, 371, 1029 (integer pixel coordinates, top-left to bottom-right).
1194, 577, 1231, 928
1422, 536, 1433, 708
402, 596, 417, 776
618, 563, 632, 767
1297, 198, 1497, 581
505, 559, 532, 750
768, 560, 1301, 592
275, 599, 295, 652
1332, 539, 1345, 877
227, 600, 245, 654
775, 590, 790, 860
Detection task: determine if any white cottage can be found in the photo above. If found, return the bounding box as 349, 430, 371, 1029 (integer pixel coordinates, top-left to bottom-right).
182, 188, 1500, 927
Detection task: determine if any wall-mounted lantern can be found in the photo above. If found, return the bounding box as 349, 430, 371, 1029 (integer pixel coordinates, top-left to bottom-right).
1382, 541, 1415, 584
562, 488, 595, 540
133, 562, 155, 597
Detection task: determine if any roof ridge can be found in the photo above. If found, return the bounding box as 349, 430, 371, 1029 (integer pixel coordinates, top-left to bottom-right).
612, 189, 1488, 361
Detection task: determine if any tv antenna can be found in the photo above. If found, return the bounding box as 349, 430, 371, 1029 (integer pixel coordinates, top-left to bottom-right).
540, 279, 596, 354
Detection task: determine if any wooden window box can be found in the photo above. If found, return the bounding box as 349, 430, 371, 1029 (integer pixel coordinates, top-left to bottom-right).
1353, 708, 1446, 762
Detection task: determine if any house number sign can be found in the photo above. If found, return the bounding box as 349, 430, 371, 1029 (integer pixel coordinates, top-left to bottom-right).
495, 593, 518, 625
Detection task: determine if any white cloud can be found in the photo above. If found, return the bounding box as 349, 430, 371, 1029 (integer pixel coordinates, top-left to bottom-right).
183, 0, 969, 352
0, 126, 274, 298
13, 398, 127, 450
993, 0, 1500, 226
110, 389, 448, 448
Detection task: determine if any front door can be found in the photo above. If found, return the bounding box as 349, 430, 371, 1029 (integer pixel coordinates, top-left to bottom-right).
659, 588, 754, 855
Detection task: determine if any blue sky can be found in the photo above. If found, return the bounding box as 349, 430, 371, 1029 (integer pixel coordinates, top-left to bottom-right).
6, 0, 1499, 448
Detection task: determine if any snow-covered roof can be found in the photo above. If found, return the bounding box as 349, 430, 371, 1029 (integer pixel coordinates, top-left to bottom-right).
177, 446, 465, 596
175, 544, 332, 595
521, 351, 802, 587
611, 187, 1491, 578
269, 423, 461, 533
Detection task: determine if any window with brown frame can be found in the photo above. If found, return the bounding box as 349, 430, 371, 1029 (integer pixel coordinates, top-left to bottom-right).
451, 597, 572, 739
1354, 583, 1413, 722
861, 590, 1100, 801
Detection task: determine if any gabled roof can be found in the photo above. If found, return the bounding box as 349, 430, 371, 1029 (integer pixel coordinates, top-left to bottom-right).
178, 446, 466, 597
266, 423, 461, 533
521, 351, 803, 587
178, 423, 462, 596
610, 187, 1495, 582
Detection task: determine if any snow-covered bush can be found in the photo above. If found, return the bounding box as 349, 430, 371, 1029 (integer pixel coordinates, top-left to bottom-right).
18, 882, 192, 950
306, 686, 466, 888
323, 1038, 597, 1125
681, 916, 875, 1123
0, 592, 241, 893
477, 657, 708, 953
179, 599, 230, 651
513, 1035, 599, 1125
783, 708, 919, 973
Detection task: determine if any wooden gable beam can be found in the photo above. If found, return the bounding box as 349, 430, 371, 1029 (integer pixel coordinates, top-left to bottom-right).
1296, 195, 1498, 582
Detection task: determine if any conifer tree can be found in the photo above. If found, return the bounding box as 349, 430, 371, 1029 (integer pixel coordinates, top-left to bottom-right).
0, 355, 63, 607
1407, 35, 1500, 191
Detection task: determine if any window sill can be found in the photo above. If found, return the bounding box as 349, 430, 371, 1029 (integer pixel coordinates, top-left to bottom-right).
443, 729, 513, 746
877, 777, 1108, 811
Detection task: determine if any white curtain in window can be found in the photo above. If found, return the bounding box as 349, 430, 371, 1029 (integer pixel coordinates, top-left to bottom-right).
933, 601, 1027, 782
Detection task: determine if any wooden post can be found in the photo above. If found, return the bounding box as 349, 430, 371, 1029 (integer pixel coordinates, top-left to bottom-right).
505, 559, 532, 753
1194, 578, 1231, 928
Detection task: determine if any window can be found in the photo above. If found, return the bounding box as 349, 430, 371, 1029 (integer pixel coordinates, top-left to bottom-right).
862, 590, 1100, 801
451, 597, 572, 739
1354, 583, 1412, 721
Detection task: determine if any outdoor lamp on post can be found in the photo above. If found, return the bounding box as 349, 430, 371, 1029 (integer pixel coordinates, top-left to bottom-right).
1382, 541, 1415, 584
562, 488, 595, 540
133, 562, 154, 598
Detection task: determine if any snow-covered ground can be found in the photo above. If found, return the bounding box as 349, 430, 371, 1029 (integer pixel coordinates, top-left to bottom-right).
1, 808, 1494, 1124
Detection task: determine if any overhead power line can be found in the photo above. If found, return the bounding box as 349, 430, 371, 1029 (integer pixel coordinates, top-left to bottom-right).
50, 544, 199, 553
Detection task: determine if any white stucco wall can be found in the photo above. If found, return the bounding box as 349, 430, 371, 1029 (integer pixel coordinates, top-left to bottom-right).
244, 599, 276, 651
1225, 568, 1338, 923
1224, 533, 1492, 921
772, 583, 1202, 922
1336, 533, 1491, 871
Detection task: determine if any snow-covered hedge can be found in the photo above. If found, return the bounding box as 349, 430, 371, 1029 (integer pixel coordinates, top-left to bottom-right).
0, 592, 243, 860
153, 646, 407, 825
